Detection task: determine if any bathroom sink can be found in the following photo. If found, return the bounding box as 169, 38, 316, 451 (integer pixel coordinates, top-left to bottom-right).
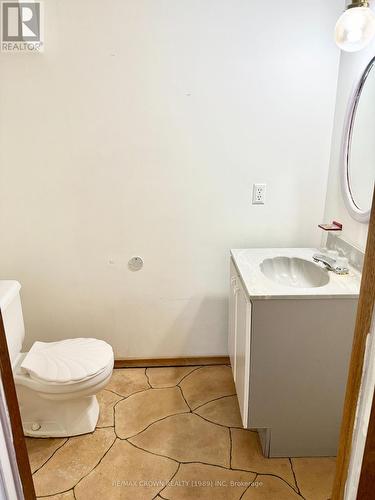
260, 256, 329, 288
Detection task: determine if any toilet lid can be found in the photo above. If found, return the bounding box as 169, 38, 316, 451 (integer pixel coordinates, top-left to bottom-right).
20, 338, 114, 384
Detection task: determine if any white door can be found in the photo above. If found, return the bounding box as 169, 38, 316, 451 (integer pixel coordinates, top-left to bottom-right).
234, 281, 252, 427
0, 380, 23, 499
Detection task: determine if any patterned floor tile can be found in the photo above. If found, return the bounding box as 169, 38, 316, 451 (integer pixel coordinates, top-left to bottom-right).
96, 389, 122, 427
147, 366, 199, 388
37, 491, 75, 500
194, 395, 243, 428
27, 365, 337, 500
33, 428, 116, 496
230, 429, 296, 490
129, 413, 230, 467
242, 475, 301, 499
115, 387, 189, 438
291, 457, 336, 500
105, 368, 149, 397
74, 439, 178, 500
161, 463, 256, 499
26, 437, 67, 474
179, 366, 236, 410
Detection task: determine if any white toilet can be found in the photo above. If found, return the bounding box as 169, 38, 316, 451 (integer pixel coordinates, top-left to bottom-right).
0, 281, 114, 438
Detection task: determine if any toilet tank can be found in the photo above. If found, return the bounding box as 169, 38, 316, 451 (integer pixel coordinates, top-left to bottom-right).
0, 281, 25, 365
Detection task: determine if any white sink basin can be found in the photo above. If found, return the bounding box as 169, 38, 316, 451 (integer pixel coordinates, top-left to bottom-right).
231, 248, 360, 299
260, 256, 329, 288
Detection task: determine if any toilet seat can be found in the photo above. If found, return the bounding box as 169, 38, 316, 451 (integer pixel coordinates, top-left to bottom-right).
15, 357, 113, 398
20, 338, 114, 384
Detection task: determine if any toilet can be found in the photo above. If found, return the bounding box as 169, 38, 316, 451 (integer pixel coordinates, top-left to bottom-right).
0, 280, 114, 438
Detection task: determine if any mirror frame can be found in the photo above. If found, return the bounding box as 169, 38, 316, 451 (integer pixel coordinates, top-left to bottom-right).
341, 55, 375, 223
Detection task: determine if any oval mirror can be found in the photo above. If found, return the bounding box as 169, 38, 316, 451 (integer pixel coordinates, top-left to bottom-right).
341, 56, 375, 223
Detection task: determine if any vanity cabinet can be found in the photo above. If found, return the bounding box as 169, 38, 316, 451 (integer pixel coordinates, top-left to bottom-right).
229, 260, 251, 427
229, 254, 359, 458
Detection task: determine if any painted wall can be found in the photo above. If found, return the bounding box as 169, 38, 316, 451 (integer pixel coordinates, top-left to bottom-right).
0, 0, 341, 358
323, 35, 375, 251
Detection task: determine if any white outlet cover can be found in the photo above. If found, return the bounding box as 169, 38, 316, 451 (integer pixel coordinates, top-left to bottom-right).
252, 183, 266, 205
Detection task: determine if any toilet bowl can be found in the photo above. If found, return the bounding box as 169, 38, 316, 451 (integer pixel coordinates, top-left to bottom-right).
0, 281, 114, 438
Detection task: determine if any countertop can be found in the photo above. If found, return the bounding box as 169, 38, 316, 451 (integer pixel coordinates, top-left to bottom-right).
231, 248, 361, 300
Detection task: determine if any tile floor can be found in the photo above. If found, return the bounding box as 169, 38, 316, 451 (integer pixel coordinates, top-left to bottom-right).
26, 365, 336, 499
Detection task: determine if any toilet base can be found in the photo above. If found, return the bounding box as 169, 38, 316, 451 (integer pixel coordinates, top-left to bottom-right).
17, 385, 100, 437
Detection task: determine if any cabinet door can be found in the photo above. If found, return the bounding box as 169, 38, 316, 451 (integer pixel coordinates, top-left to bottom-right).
234, 282, 252, 427
228, 262, 239, 380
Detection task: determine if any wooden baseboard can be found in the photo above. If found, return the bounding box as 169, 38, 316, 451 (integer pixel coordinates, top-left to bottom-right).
114, 356, 230, 368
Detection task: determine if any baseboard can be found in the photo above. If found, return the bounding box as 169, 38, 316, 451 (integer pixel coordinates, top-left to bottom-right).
114, 356, 230, 368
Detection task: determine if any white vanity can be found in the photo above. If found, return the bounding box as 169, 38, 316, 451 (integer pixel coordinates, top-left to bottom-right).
229, 247, 361, 457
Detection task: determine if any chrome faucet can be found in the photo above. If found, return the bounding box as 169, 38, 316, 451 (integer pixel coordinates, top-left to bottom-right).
312, 254, 349, 275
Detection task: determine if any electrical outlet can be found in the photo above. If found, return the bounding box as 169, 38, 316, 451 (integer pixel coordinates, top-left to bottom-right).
252, 183, 266, 205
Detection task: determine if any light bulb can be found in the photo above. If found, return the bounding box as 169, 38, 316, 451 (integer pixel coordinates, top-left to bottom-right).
335, 6, 375, 52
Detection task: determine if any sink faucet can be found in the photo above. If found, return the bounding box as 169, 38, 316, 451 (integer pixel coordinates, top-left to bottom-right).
312, 254, 349, 275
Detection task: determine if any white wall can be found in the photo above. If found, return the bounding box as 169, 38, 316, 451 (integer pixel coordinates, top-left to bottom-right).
323, 25, 375, 251
0, 0, 341, 358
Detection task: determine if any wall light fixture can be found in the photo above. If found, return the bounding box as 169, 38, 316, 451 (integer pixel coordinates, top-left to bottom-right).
335, 1, 375, 52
